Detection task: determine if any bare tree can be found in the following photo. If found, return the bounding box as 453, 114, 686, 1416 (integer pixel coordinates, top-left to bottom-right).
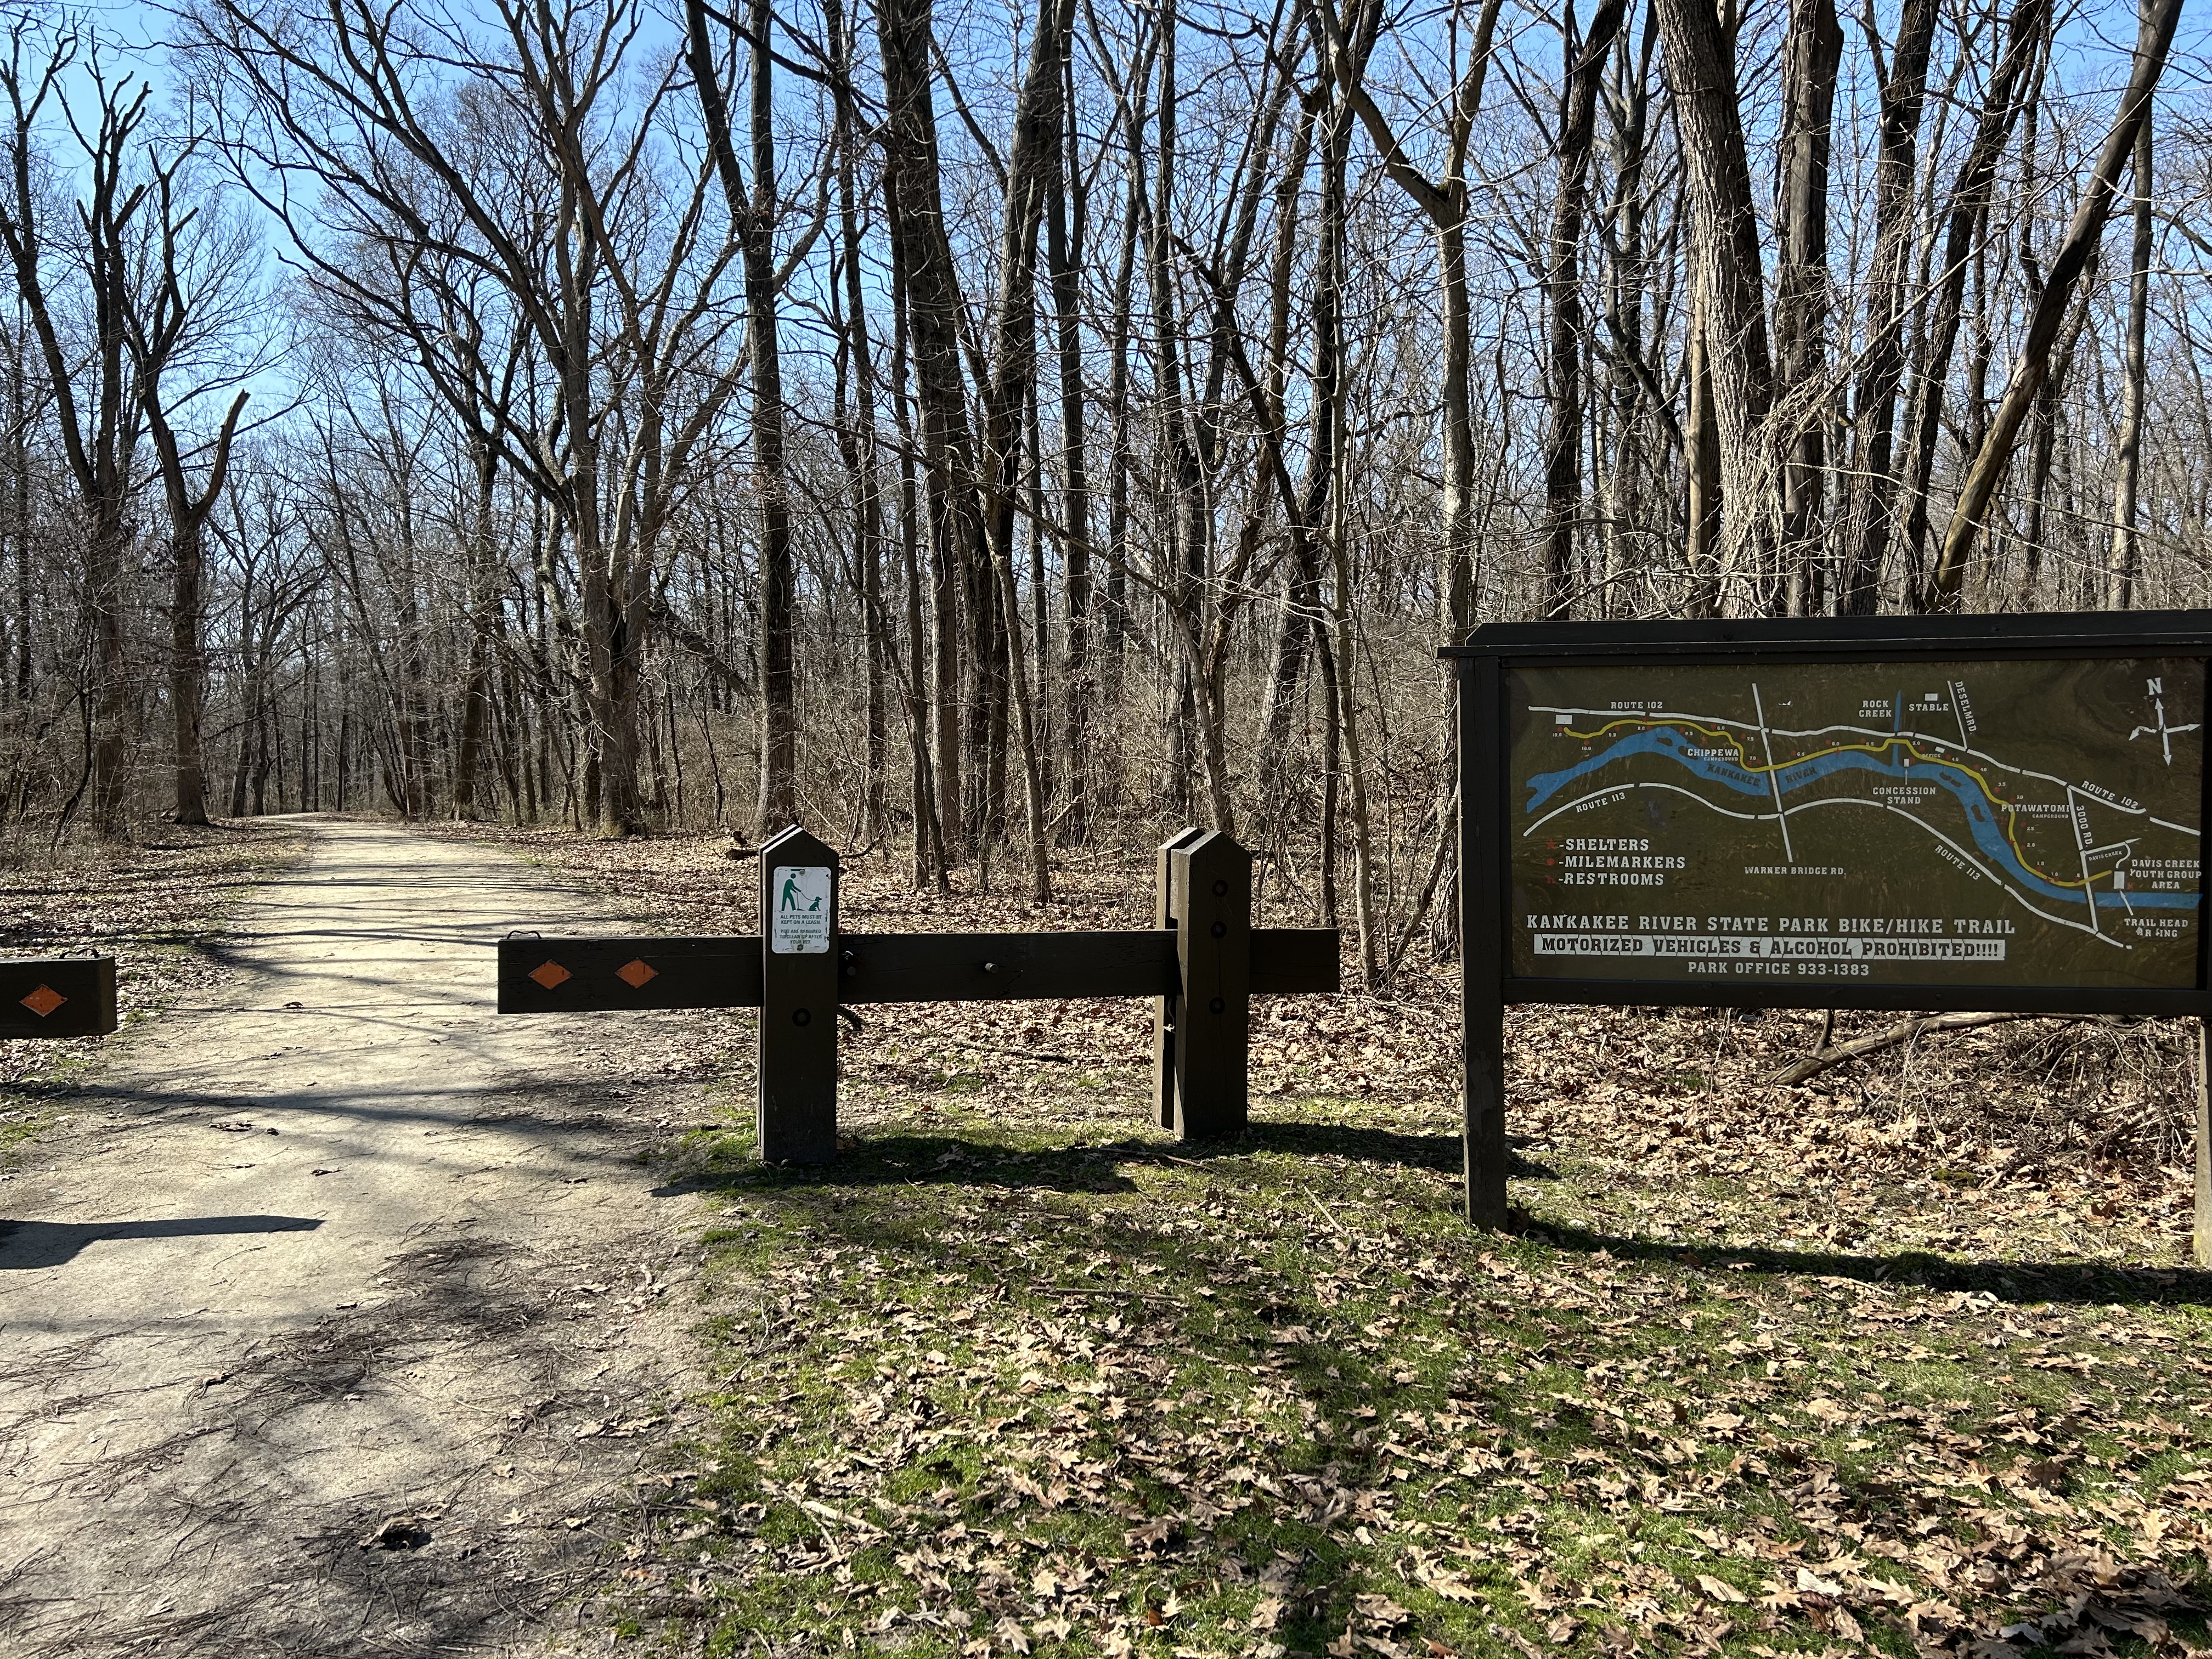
0, 29, 145, 838
120, 148, 255, 826
1936, 0, 2185, 600
1652, 0, 1775, 605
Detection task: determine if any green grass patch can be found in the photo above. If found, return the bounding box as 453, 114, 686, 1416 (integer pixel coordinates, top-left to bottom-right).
620, 1087, 2211, 1658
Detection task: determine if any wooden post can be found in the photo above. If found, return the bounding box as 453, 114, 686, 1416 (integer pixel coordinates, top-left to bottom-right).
1152, 827, 1205, 1129
1168, 830, 1252, 1139
2196, 1017, 2209, 1268
758, 825, 839, 1163
1458, 655, 1510, 1228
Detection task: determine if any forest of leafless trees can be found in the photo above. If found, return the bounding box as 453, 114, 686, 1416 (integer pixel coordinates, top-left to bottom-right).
0, 0, 2200, 977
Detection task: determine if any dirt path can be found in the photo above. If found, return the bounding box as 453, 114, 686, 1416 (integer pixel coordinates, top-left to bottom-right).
0, 819, 713, 1659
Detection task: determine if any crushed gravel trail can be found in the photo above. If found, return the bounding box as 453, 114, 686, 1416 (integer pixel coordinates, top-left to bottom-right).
0, 819, 709, 1658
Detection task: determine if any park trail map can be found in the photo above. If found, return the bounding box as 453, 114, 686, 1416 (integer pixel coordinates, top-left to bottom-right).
1508, 656, 2205, 990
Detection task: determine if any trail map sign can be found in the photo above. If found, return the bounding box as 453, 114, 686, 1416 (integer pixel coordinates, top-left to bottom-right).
1447, 612, 2212, 1237
1513, 657, 2203, 992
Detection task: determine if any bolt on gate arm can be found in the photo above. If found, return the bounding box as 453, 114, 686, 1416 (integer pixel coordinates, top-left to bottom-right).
495, 827, 1339, 1160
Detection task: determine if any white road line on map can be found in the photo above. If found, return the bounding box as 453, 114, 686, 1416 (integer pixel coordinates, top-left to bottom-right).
2069, 787, 2102, 939
1751, 681, 1796, 866
1949, 680, 1973, 750
1783, 798, 2115, 943
1529, 704, 2193, 827
1525, 759, 2163, 945
1521, 782, 1769, 837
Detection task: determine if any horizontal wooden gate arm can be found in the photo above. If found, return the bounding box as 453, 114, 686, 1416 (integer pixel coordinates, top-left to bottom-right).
498, 936, 764, 1012
499, 928, 1339, 1014
1242, 929, 1341, 996
0, 956, 117, 1037
844, 928, 1338, 1001
840, 930, 1180, 1002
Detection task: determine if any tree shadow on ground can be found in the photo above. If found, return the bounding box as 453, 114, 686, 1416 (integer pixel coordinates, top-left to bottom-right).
653, 1120, 1552, 1199
1529, 1218, 2211, 1307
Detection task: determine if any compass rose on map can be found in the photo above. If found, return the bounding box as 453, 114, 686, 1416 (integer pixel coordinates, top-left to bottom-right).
2128, 675, 2202, 765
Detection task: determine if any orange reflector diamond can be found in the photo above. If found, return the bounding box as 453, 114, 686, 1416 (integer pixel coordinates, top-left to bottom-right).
616, 958, 658, 989
20, 983, 65, 1018
528, 960, 572, 991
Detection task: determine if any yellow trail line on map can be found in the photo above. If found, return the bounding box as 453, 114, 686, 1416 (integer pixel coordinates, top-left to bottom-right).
1561, 715, 2089, 893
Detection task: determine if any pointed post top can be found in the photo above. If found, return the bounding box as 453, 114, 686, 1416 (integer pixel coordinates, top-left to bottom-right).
1172, 830, 1253, 901
760, 823, 836, 861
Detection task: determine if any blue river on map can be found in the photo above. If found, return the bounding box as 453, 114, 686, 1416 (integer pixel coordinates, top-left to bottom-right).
1526, 726, 2199, 913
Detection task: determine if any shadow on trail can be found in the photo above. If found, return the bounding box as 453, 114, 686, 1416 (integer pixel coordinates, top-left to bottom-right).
0, 1214, 322, 1269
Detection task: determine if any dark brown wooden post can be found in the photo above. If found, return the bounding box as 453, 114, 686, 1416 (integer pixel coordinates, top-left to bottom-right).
758, 825, 839, 1163
1152, 827, 1205, 1128
1168, 830, 1252, 1138
1458, 654, 1510, 1228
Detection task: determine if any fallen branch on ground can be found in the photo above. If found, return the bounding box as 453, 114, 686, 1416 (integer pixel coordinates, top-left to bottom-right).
1771, 1011, 2076, 1086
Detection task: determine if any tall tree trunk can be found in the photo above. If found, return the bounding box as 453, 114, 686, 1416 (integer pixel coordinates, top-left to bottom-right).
2108, 97, 2154, 608
1893, 0, 2045, 608
1144, 0, 1206, 822
1684, 276, 1722, 612
885, 178, 949, 890
1770, 0, 1841, 614
827, 0, 887, 842
169, 513, 211, 825
450, 436, 498, 821
1254, 101, 1318, 802
1654, 0, 1777, 611
878, 0, 984, 861
978, 0, 1076, 902
1046, 42, 1091, 846
1099, 31, 1153, 823
1838, 0, 1937, 613
1542, 0, 1628, 620
1937, 0, 2183, 599
689, 0, 797, 834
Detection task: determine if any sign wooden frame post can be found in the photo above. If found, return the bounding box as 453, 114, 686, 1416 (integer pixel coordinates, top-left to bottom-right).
2198, 1023, 2211, 1267
1458, 650, 1511, 1229
1447, 611, 2212, 1260
502, 826, 1339, 1163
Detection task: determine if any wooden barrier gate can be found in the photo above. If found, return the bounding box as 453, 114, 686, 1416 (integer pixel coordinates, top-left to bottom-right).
496, 827, 1340, 1161
0, 956, 119, 1039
